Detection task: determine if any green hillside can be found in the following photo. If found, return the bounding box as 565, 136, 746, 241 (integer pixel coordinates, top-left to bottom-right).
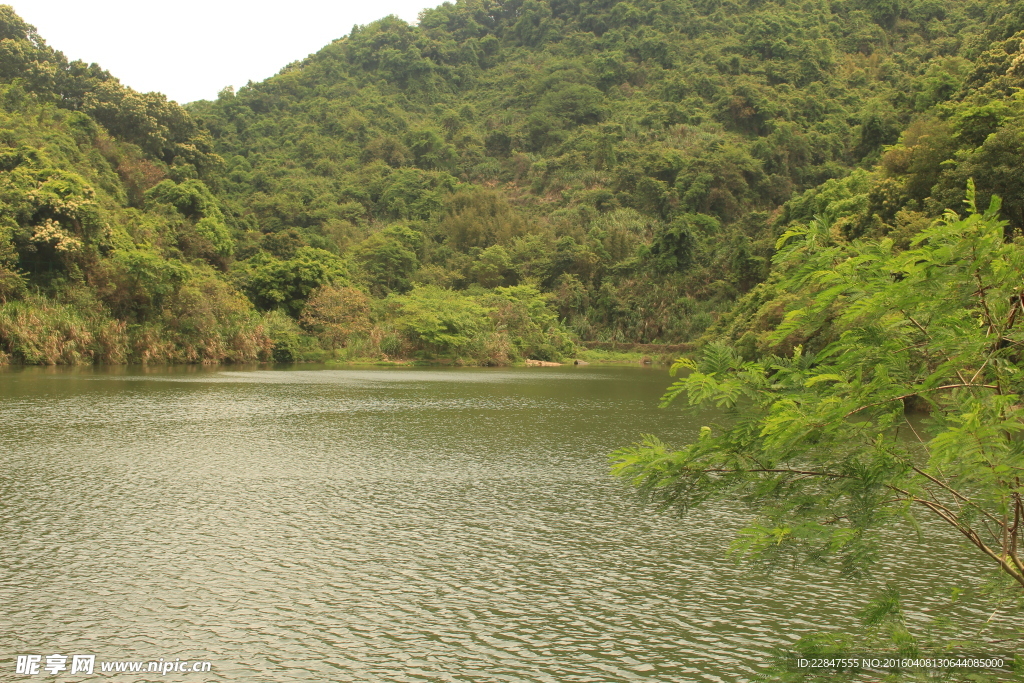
2, 0, 1024, 364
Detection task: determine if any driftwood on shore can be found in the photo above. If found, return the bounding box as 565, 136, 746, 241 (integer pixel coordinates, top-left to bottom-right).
525, 359, 562, 366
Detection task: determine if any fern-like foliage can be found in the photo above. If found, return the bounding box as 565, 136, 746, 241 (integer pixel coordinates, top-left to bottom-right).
612, 187, 1024, 601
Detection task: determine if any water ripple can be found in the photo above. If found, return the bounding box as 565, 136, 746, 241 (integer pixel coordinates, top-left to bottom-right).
0, 366, 1014, 681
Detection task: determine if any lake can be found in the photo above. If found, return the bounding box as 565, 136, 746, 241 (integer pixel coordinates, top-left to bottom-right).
0, 365, 1007, 681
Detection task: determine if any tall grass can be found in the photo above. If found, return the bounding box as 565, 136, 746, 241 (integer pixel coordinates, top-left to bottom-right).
0, 298, 123, 364
0, 294, 272, 365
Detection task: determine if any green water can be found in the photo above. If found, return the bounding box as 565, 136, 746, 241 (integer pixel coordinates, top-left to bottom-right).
0, 365, 1002, 681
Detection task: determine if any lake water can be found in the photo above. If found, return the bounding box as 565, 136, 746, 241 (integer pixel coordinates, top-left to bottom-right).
0, 365, 1011, 681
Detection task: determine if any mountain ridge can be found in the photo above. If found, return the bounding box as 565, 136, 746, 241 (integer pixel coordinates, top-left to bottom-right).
1, 0, 1022, 363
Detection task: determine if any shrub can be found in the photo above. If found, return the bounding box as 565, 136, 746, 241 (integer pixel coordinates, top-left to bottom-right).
234, 247, 349, 316
392, 285, 492, 356
299, 285, 371, 348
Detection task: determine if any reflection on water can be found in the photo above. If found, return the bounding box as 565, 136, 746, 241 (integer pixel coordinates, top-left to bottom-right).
0, 365, 1006, 681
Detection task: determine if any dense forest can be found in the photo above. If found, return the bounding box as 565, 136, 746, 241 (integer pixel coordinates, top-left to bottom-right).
2, 0, 1024, 364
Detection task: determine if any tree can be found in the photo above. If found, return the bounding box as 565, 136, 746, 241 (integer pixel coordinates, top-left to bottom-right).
234, 247, 348, 316
393, 285, 490, 355
934, 123, 1024, 236
404, 129, 456, 171
0, 222, 25, 302
469, 244, 515, 287
440, 189, 526, 252
145, 179, 234, 258
645, 219, 696, 273
611, 187, 1024, 657
298, 285, 371, 348
353, 224, 422, 295
483, 284, 575, 361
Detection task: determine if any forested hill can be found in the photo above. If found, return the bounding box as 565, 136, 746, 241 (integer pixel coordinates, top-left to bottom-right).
1, 1, 1023, 364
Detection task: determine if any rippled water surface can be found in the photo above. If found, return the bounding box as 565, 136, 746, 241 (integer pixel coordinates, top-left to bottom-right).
0, 365, 1007, 681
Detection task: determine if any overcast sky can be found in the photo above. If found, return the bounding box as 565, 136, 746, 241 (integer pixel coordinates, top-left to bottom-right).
14, 0, 444, 104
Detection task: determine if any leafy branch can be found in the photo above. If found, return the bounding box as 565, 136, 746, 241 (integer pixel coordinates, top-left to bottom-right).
612, 186, 1024, 595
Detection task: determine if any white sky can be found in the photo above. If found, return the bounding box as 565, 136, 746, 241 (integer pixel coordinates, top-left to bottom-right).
14, 0, 445, 104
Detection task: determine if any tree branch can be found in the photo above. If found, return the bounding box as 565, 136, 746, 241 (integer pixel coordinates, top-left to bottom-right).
910, 464, 1006, 530
844, 384, 998, 419
688, 467, 853, 479
911, 496, 1024, 589
906, 312, 971, 386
